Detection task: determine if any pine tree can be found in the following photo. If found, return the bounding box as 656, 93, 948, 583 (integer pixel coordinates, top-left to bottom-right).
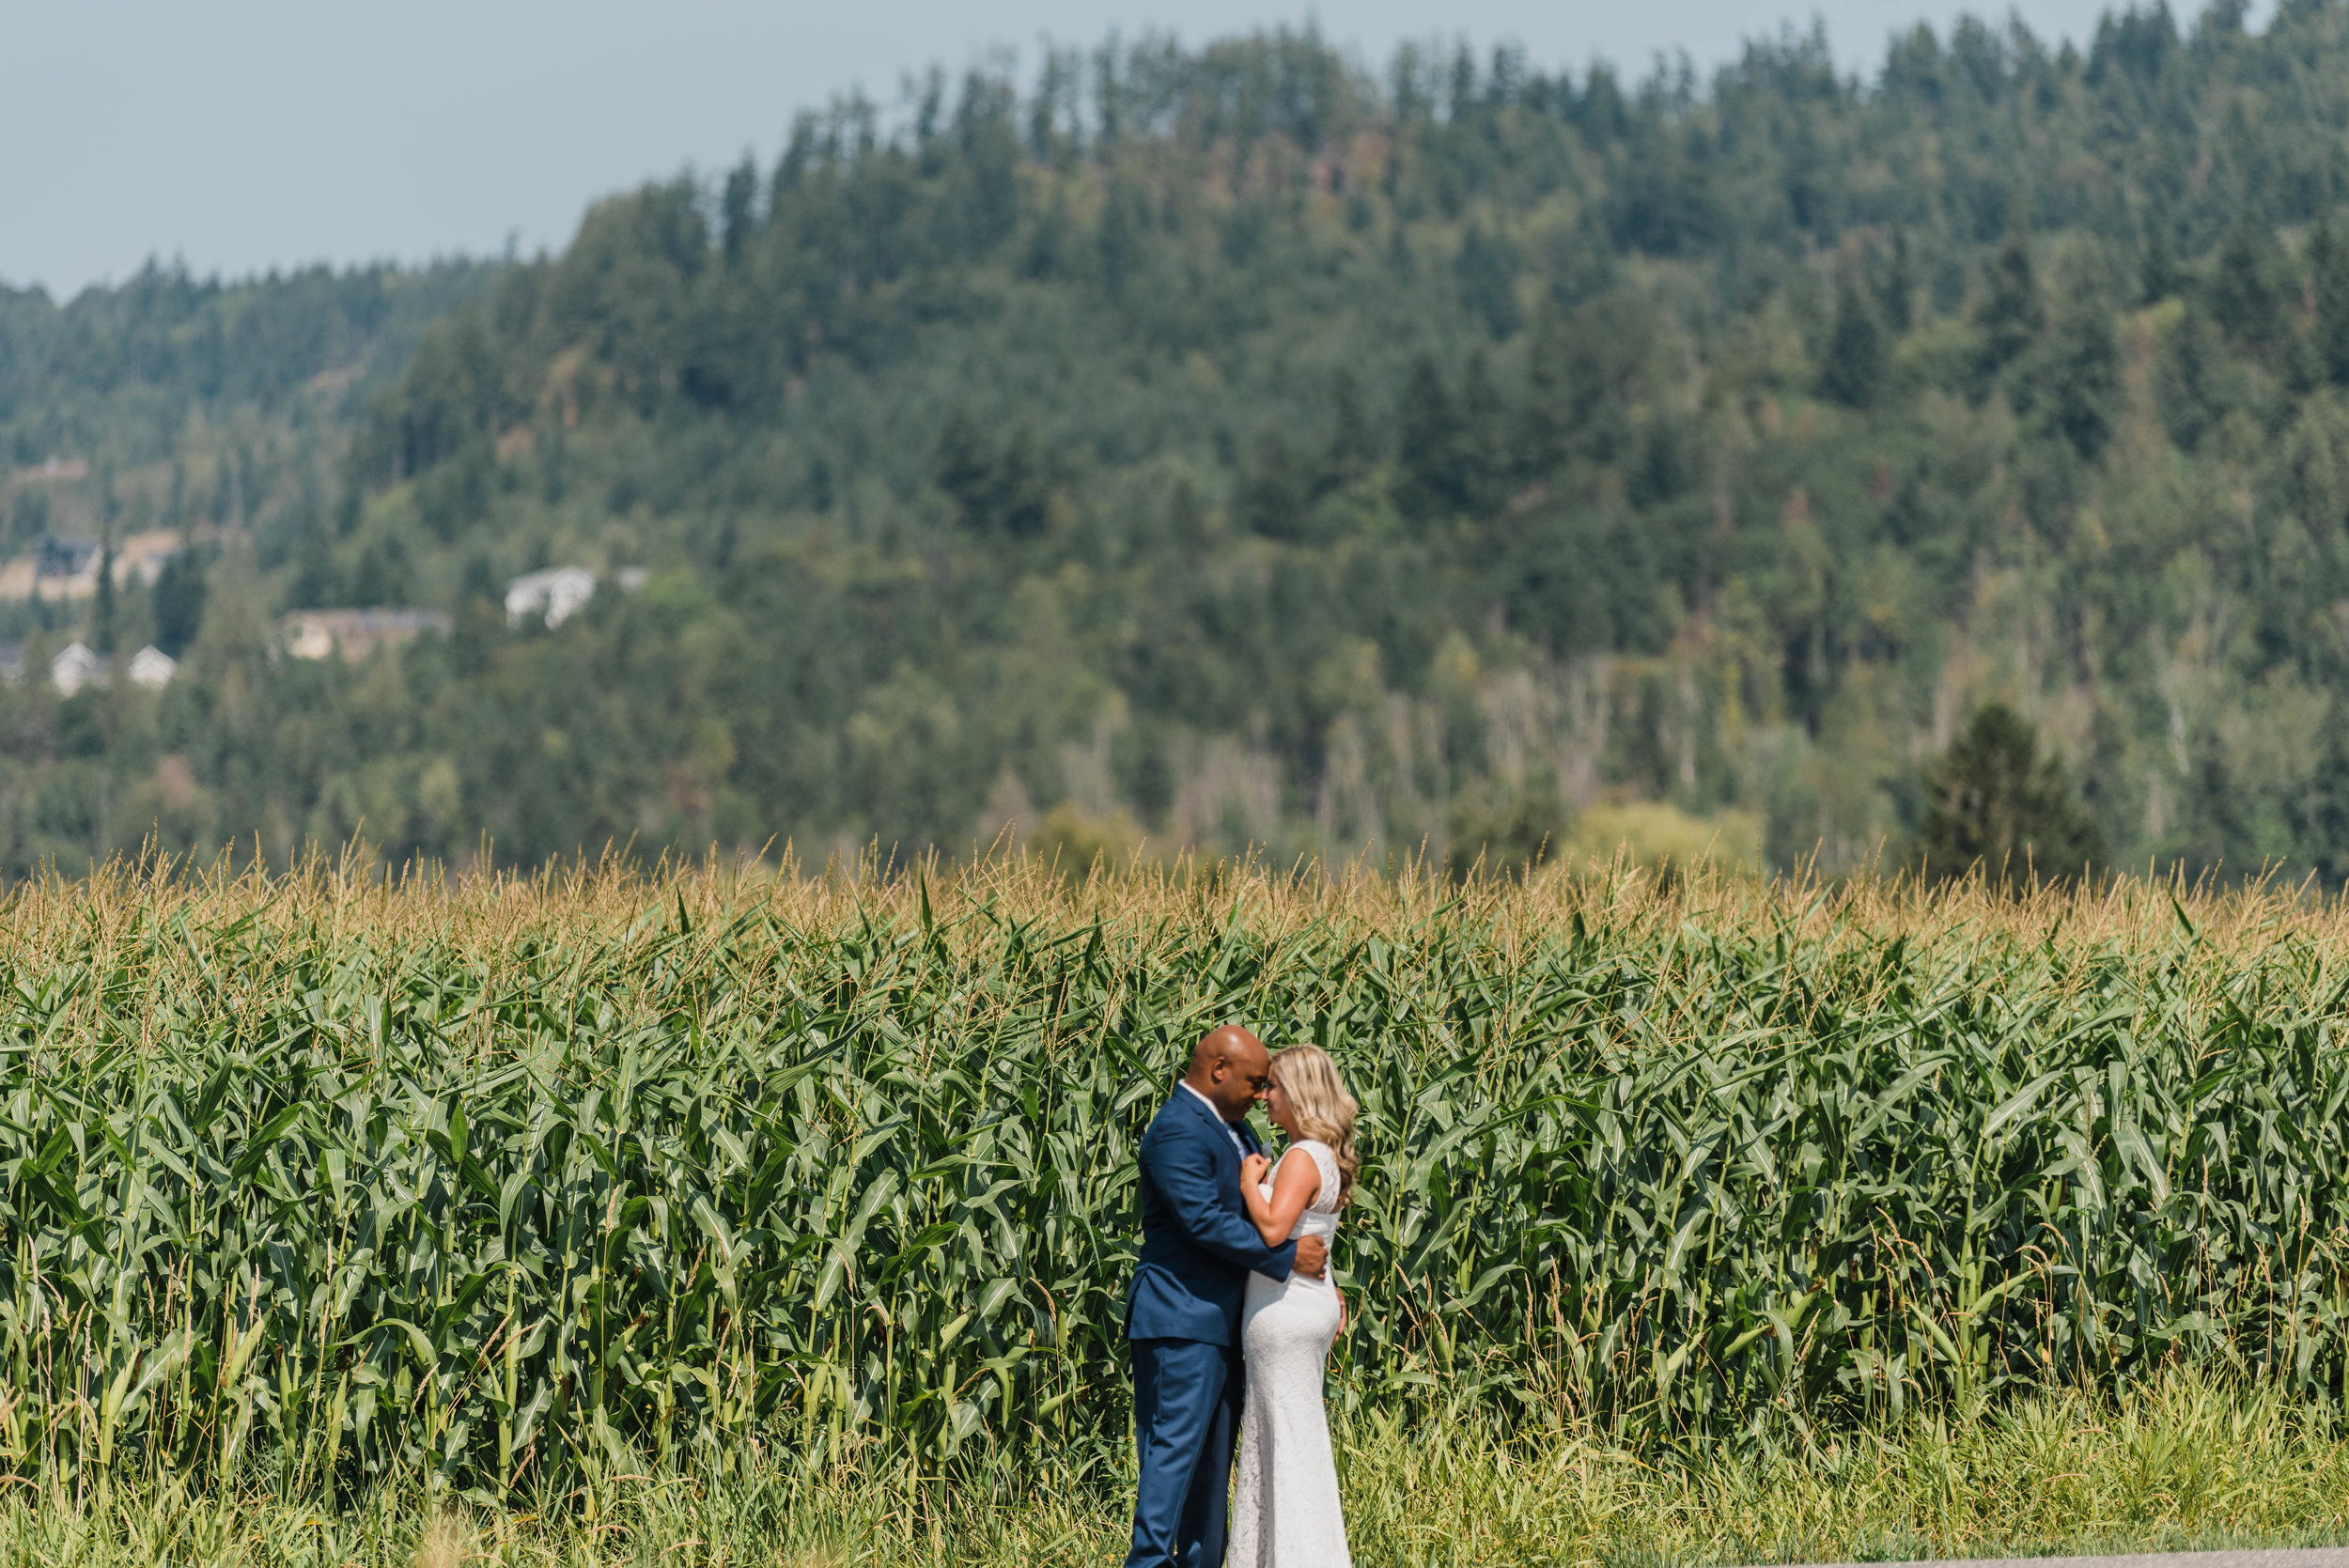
1460, 348, 1507, 512
1916, 703, 2104, 888
721, 155, 759, 259
1876, 228, 1916, 334
1821, 272, 1888, 408
1023, 197, 1069, 280
2157, 303, 2224, 451
1098, 179, 1143, 303
150, 549, 206, 657
2208, 219, 2283, 352
1455, 224, 1522, 339
2047, 251, 2120, 460
1239, 426, 1312, 539
994, 421, 1050, 536
290, 524, 339, 610
1324, 366, 1379, 486
1386, 225, 1414, 280
935, 404, 994, 525
92, 538, 117, 655
2312, 219, 2349, 386
2139, 221, 2179, 303
1976, 231, 2045, 385
1396, 354, 1468, 521
1516, 302, 1570, 475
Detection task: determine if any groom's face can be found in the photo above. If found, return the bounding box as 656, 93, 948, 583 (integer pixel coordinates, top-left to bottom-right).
1200, 1029, 1272, 1122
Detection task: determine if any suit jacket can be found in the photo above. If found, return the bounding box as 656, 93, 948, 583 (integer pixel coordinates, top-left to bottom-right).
1125, 1085, 1300, 1343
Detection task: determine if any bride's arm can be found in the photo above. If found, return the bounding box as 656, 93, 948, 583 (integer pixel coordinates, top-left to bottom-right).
1238, 1147, 1321, 1248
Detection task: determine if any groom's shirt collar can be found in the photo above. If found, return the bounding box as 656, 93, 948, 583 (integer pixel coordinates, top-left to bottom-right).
1180, 1080, 1249, 1158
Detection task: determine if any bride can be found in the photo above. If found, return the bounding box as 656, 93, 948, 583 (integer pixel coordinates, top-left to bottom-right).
1229, 1044, 1359, 1567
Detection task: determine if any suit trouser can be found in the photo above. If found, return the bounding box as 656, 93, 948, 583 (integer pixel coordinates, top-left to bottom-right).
1125, 1336, 1245, 1568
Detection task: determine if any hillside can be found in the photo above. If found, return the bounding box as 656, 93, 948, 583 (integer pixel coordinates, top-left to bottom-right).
11, 10, 2349, 876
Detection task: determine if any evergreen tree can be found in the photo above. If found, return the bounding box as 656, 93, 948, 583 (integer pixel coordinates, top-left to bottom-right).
1023, 198, 1070, 280
2208, 219, 2284, 352
1395, 354, 1468, 521
720, 155, 759, 259
1460, 349, 1507, 513
2047, 251, 2120, 460
289, 523, 339, 609
1916, 703, 2104, 888
150, 549, 206, 657
1516, 302, 1570, 475
92, 539, 116, 655
2312, 219, 2349, 386
1876, 228, 1916, 334
1239, 425, 1313, 539
2157, 303, 2225, 450
935, 404, 994, 524
1098, 179, 1143, 303
1976, 231, 2045, 387
1386, 225, 1414, 280
2139, 221, 2179, 303
1455, 224, 1522, 339
993, 421, 1051, 537
1821, 271, 1888, 408
1324, 366, 1379, 486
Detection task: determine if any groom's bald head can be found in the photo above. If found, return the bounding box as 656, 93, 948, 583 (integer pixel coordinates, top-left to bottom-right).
1185, 1023, 1270, 1122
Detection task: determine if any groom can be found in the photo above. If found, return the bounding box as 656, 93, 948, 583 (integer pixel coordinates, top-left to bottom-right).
1125, 1023, 1329, 1568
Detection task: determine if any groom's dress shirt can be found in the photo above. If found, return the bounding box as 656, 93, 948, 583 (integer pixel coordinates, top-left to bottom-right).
1180, 1081, 1249, 1159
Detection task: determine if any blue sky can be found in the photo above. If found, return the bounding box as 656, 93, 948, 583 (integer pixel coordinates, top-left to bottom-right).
2, 0, 2241, 297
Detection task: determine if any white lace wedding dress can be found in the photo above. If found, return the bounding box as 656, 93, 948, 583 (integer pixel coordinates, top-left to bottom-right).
1229, 1139, 1351, 1568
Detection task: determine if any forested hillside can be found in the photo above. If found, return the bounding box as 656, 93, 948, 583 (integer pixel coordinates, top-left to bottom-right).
11, 7, 2349, 877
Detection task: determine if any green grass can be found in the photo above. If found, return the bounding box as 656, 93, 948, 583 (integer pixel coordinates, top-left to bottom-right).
1, 1372, 2344, 1565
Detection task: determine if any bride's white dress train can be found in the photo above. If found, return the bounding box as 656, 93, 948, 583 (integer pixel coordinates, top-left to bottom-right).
1229, 1139, 1351, 1568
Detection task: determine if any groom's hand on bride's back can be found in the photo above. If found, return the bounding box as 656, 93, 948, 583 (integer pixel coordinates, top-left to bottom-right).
1295, 1235, 1328, 1278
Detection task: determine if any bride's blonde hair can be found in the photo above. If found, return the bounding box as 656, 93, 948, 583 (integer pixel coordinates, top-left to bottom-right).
1270, 1045, 1360, 1206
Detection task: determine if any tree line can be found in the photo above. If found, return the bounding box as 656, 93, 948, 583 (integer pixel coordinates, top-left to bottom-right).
3, 8, 2349, 879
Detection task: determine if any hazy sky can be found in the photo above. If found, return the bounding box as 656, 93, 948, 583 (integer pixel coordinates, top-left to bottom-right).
2, 0, 2254, 299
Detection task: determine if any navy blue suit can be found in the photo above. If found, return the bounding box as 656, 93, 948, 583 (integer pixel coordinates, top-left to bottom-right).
1124, 1087, 1299, 1568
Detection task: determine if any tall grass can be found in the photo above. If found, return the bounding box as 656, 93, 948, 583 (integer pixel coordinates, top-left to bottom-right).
0, 1373, 2339, 1564
0, 850, 2346, 1500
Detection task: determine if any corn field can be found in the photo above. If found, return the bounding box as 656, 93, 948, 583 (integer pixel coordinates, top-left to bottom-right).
1, 853, 2347, 1499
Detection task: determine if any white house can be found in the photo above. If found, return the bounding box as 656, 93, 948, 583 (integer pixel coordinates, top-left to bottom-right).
127, 645, 176, 689
51, 642, 105, 695
506, 567, 596, 629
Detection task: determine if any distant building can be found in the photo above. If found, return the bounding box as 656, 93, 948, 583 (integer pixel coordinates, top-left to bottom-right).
126, 645, 176, 689
51, 642, 105, 695
0, 531, 183, 603
12, 457, 90, 484
35, 538, 101, 602
506, 567, 595, 629
280, 608, 451, 662
112, 531, 183, 588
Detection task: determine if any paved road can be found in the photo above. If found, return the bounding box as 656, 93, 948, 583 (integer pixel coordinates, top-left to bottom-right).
1776, 1554, 2349, 1568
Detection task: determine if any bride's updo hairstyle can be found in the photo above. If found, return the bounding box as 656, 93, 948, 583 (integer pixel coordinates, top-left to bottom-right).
1270, 1045, 1360, 1206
